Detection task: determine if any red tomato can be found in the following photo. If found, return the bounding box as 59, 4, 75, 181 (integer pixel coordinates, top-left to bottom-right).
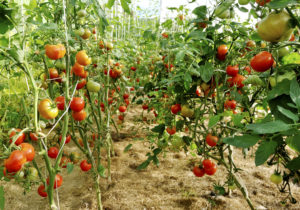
72, 62, 85, 77
55, 96, 65, 110
49, 68, 59, 80
166, 127, 176, 135
118, 115, 124, 121
250, 51, 274, 72
228, 74, 245, 88
217, 45, 228, 56
130, 87, 134, 91
171, 104, 181, 114
48, 147, 59, 159
193, 166, 205, 177
244, 66, 251, 74
38, 184, 48, 197
59, 134, 71, 144
60, 156, 71, 168
289, 33, 295, 41
224, 99, 237, 110
9, 129, 25, 145
70, 97, 85, 112
226, 65, 239, 77
76, 79, 86, 90
206, 134, 219, 147
4, 150, 27, 173
123, 93, 129, 100
162, 32, 168, 38
20, 143, 35, 162
80, 160, 92, 172
119, 106, 127, 113
47, 174, 63, 189
72, 110, 87, 121
153, 111, 158, 117
130, 66, 137, 71
45, 44, 66, 60
202, 159, 214, 169
142, 104, 149, 110
204, 163, 217, 175
109, 70, 119, 79
216, 53, 226, 61
256, 0, 271, 6
29, 132, 38, 141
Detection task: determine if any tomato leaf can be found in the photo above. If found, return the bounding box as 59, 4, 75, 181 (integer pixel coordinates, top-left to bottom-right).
223, 135, 260, 148
151, 124, 165, 135
286, 133, 300, 153
290, 79, 300, 110
255, 140, 277, 166
124, 144, 132, 152
208, 115, 220, 128
97, 164, 106, 178
137, 158, 151, 170
199, 62, 214, 83
233, 114, 244, 128
286, 156, 300, 170
175, 50, 185, 62
66, 163, 73, 174
106, 0, 115, 8
246, 120, 291, 134
0, 186, 4, 210
192, 6, 207, 19
277, 105, 299, 122
267, 0, 299, 9
267, 79, 290, 100
176, 120, 184, 131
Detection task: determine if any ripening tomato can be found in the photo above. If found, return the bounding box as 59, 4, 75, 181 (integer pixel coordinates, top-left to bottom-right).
256, 0, 271, 6
72, 62, 85, 77
81, 29, 91, 40
193, 166, 205, 177
9, 129, 25, 145
206, 134, 219, 147
226, 65, 239, 77
70, 151, 81, 164
38, 185, 48, 197
49, 68, 59, 80
20, 143, 35, 162
166, 127, 176, 135
55, 96, 65, 111
217, 45, 228, 56
204, 163, 217, 175
38, 99, 59, 120
70, 97, 85, 112
76, 50, 91, 66
181, 105, 194, 118
60, 156, 71, 168
119, 105, 127, 113
80, 160, 92, 172
72, 109, 87, 121
224, 99, 237, 110
250, 51, 274, 72
171, 104, 181, 114
289, 33, 295, 41
76, 79, 87, 90
45, 44, 66, 60
47, 174, 63, 189
4, 150, 27, 172
142, 104, 149, 110
48, 147, 59, 159
59, 134, 71, 144
202, 159, 214, 169
162, 32, 168, 38
30, 132, 38, 141
246, 40, 256, 50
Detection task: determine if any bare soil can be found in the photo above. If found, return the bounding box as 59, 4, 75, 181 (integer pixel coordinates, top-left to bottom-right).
1, 106, 300, 210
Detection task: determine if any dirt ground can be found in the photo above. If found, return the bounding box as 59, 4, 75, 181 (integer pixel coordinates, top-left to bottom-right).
1, 106, 300, 210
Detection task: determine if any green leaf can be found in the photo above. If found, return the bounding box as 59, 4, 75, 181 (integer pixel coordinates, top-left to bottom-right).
137, 159, 151, 170
66, 163, 74, 174
267, 79, 290, 100
0, 186, 4, 210
106, 0, 115, 8
151, 124, 165, 135
223, 135, 260, 148
176, 120, 184, 131
286, 134, 300, 153
246, 120, 290, 134
97, 164, 106, 178
277, 105, 299, 122
120, 0, 131, 13
175, 50, 185, 62
232, 114, 244, 128
199, 62, 214, 83
208, 115, 220, 128
255, 141, 277, 166
183, 136, 192, 146
268, 0, 298, 9
192, 6, 207, 19
290, 79, 300, 109
286, 156, 300, 170
186, 31, 206, 40
124, 144, 132, 152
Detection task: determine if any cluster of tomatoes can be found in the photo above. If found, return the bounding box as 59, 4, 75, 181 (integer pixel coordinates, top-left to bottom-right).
193, 159, 217, 177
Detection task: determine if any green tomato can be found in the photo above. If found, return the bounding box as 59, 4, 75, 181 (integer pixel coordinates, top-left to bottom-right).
75, 28, 85, 36
257, 11, 294, 42
55, 61, 66, 70
270, 173, 283, 185
269, 71, 296, 87
170, 135, 185, 151
87, 80, 101, 92
277, 46, 290, 57
238, 0, 250, 5
77, 9, 87, 18
215, 6, 230, 19
228, 183, 237, 190
26, 167, 39, 181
